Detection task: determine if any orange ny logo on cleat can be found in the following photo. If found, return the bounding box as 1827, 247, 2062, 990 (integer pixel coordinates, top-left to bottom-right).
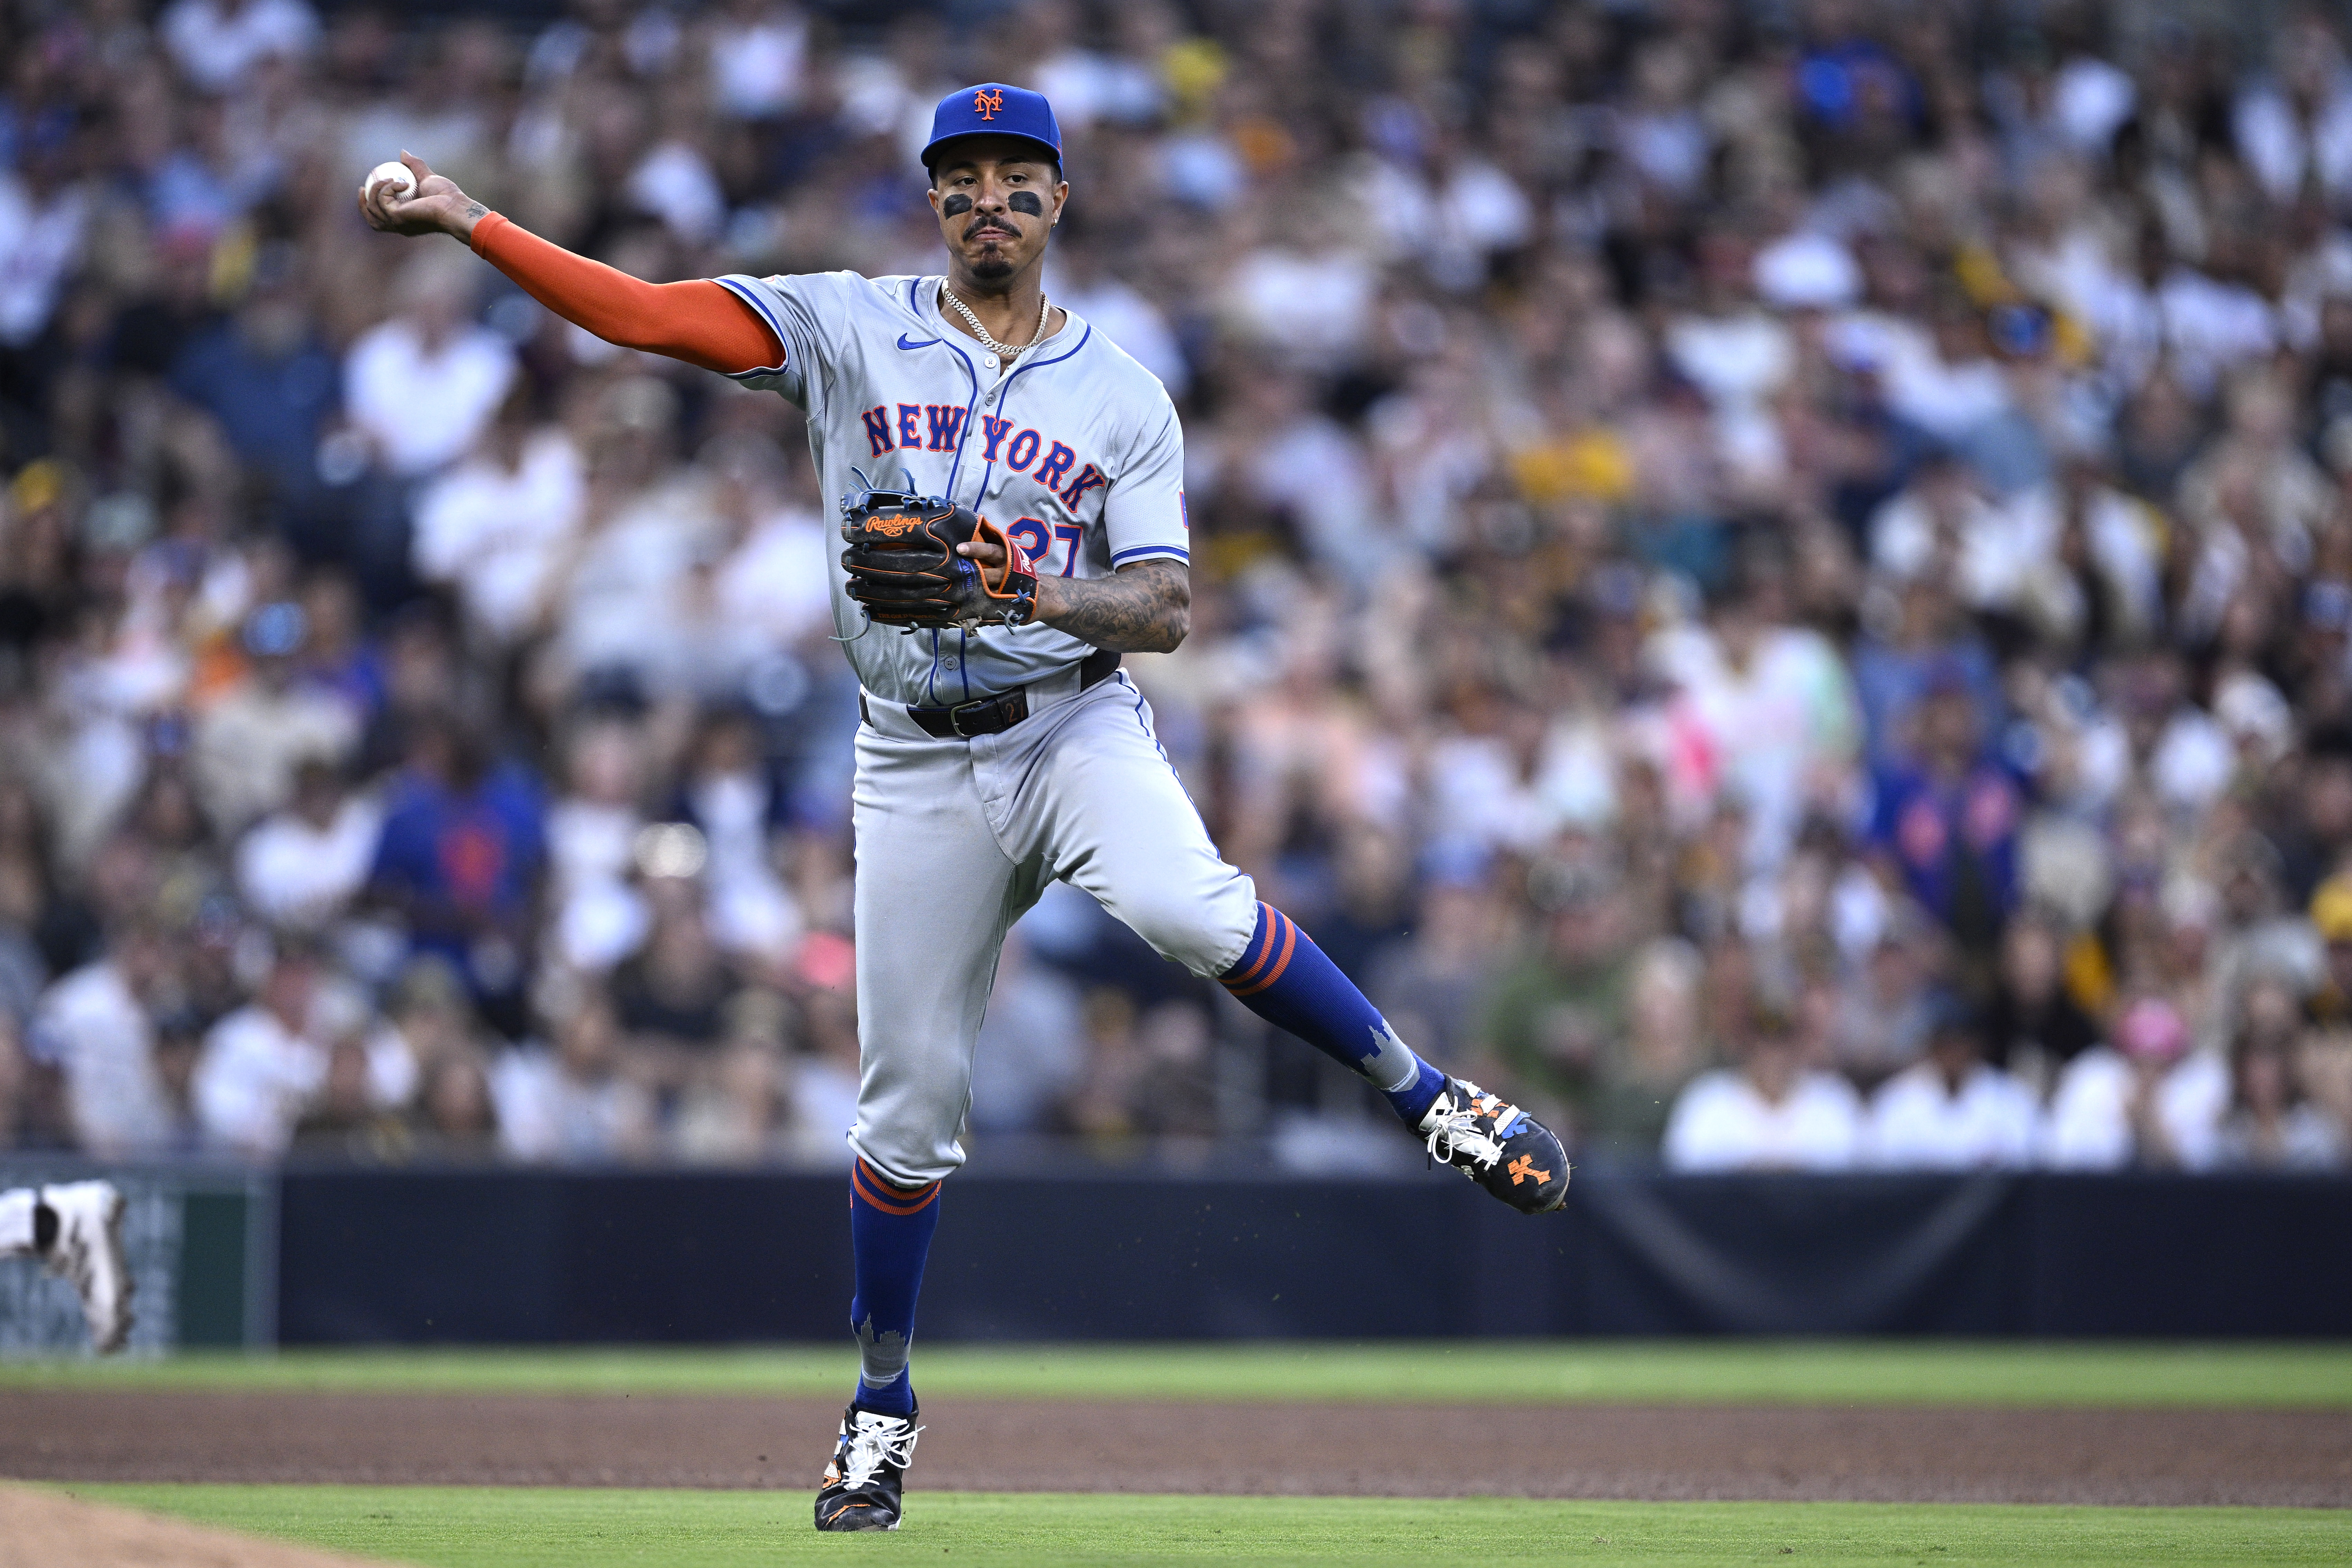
1507, 1154, 1551, 1186
974, 88, 1005, 119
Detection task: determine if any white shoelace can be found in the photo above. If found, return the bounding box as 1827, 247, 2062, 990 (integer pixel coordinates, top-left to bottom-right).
1423, 1097, 1510, 1172
835, 1416, 922, 1488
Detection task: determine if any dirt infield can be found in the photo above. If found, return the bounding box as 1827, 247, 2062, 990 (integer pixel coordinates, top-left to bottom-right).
0, 1484, 376, 1568
4, 1390, 2348, 1506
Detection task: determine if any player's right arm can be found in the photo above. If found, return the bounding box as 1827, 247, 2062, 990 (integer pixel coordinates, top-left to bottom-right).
357, 153, 781, 377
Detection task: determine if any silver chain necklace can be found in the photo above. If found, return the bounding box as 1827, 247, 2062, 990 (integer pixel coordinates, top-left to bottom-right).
940, 282, 1049, 360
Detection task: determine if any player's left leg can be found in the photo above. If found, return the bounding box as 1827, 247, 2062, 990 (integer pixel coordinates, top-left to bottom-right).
1213, 902, 1569, 1210
988, 676, 1568, 1213
816, 716, 1056, 1530
0, 1183, 134, 1352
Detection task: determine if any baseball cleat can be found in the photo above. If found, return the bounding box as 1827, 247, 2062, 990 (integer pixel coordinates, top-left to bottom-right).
1418, 1077, 1570, 1214
40, 1181, 133, 1353
813, 1401, 921, 1531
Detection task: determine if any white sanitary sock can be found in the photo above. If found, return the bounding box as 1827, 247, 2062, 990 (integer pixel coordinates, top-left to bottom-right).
0, 1188, 36, 1256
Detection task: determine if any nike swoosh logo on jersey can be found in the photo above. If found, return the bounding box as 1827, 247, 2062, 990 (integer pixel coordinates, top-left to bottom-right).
896, 334, 941, 350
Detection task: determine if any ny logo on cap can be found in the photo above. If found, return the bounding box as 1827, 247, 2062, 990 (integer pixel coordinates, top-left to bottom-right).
974, 87, 1004, 119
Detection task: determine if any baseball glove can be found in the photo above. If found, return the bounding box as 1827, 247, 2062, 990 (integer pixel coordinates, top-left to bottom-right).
839, 484, 1038, 631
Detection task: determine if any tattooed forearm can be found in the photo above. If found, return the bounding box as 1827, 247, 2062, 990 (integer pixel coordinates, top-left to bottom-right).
1037, 559, 1190, 653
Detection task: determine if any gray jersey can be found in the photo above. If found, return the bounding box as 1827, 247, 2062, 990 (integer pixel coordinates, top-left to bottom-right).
716, 271, 1191, 708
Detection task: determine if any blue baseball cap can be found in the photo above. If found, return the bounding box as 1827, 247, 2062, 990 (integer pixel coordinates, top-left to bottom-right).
922, 83, 1062, 173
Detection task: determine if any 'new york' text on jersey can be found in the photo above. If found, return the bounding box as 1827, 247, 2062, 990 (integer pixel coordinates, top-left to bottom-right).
714, 271, 1189, 708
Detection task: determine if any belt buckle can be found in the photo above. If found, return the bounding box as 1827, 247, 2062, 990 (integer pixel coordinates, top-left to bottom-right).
946, 697, 994, 738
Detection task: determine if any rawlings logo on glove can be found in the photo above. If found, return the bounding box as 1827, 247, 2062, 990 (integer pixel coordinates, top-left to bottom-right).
840, 481, 1039, 631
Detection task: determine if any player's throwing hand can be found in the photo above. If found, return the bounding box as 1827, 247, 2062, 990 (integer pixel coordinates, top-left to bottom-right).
356, 152, 487, 243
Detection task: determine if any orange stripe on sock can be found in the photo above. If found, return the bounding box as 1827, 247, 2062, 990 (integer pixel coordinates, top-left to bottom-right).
852, 1161, 937, 1209
1223, 912, 1296, 997
1220, 909, 1286, 988
851, 1160, 939, 1215
1220, 905, 1282, 989
853, 1177, 935, 1217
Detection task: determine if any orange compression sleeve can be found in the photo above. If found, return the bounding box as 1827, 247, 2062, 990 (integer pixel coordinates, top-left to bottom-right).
468, 211, 783, 376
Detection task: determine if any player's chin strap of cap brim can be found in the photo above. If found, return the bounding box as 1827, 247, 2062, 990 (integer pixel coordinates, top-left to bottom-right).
863, 646, 1122, 740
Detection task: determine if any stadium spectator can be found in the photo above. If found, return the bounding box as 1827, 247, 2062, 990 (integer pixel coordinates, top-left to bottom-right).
1867, 671, 2025, 960
1983, 909, 2103, 1088
366, 712, 545, 1022
2205, 1014, 2348, 1171
671, 988, 797, 1165
290, 1036, 409, 1161
167, 246, 340, 522
409, 387, 586, 646
1584, 936, 1712, 1161
234, 757, 381, 931
2042, 996, 2230, 1169
159, 0, 321, 95
1369, 875, 1510, 1072
610, 869, 744, 1070
489, 989, 655, 1165
369, 956, 470, 1070
412, 1049, 500, 1160
1479, 862, 1633, 1138
1862, 994, 2042, 1169
672, 706, 802, 964
13, 0, 2352, 1175
341, 248, 516, 481
544, 713, 654, 972
193, 602, 363, 837
1826, 905, 1942, 1085
193, 939, 330, 1157
33, 921, 177, 1158
1662, 1011, 1864, 1172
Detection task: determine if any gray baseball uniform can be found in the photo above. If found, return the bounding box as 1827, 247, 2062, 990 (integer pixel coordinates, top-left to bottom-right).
718, 270, 1257, 1183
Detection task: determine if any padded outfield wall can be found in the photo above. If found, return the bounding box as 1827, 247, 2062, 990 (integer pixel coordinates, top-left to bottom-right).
8, 1164, 2347, 1350
272, 1168, 2352, 1343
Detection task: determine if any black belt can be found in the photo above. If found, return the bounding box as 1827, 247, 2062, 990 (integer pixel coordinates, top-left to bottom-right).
863, 647, 1121, 739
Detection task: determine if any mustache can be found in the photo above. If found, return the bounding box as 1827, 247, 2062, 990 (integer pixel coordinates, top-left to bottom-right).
963, 216, 1021, 241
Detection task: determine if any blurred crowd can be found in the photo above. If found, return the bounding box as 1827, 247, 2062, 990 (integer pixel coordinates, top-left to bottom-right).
2, 0, 2352, 1175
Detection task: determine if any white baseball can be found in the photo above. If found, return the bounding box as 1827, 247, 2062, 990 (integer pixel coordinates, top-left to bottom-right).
362, 160, 417, 203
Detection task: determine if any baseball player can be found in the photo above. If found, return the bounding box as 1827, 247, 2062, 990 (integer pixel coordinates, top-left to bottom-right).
0, 1181, 133, 1353
363, 82, 1568, 1531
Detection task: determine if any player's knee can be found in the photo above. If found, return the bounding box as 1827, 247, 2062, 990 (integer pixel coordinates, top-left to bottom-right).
1114, 892, 1240, 979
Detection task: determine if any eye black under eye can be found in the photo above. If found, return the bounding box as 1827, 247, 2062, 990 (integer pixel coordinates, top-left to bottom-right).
1007, 191, 1043, 217
941, 194, 974, 216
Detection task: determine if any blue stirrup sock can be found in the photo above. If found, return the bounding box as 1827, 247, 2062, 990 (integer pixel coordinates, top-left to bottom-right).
1219, 901, 1448, 1124
848, 1157, 940, 1417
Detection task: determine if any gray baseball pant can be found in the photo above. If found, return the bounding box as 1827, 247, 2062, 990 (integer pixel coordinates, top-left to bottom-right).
848, 667, 1259, 1184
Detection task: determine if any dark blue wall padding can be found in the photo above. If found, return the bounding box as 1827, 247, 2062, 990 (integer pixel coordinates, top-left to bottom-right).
272, 1168, 2352, 1343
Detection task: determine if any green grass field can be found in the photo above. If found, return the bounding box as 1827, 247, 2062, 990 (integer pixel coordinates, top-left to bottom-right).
8, 1339, 2352, 1407
61, 1485, 2352, 1567
21, 1343, 2352, 1566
